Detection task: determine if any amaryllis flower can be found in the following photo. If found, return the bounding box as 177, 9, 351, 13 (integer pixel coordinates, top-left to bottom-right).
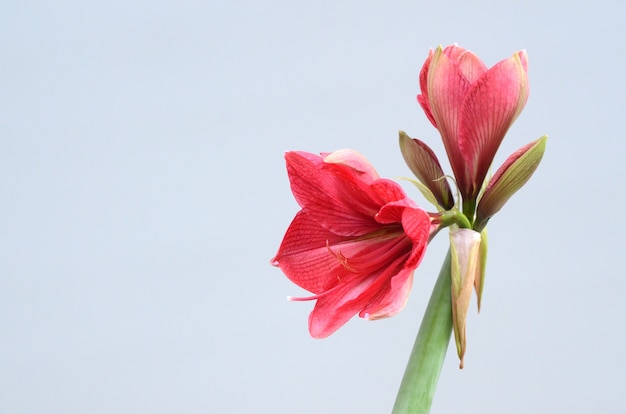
271, 150, 431, 338
417, 45, 529, 203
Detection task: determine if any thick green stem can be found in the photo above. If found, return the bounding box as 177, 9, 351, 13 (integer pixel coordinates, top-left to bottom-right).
439, 210, 472, 230
392, 250, 453, 414
462, 199, 476, 226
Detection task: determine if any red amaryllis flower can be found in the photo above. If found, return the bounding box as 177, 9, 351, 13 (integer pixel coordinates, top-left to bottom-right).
271, 150, 431, 338
417, 45, 529, 203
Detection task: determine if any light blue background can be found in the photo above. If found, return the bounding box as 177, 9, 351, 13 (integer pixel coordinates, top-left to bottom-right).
2, 1, 625, 413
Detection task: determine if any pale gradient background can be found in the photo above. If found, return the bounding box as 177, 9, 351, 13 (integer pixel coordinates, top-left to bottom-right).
1, 1, 625, 413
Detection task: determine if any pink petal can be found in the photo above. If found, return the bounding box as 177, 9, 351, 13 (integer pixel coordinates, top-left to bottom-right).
443, 45, 488, 84
457, 52, 529, 199
426, 47, 472, 192
417, 49, 437, 128
442, 44, 466, 59
323, 149, 380, 180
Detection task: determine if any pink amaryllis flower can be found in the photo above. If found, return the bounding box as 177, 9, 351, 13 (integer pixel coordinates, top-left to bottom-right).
271, 150, 432, 338
417, 45, 529, 203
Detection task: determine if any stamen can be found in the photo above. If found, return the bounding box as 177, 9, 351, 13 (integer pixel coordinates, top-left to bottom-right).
287, 295, 319, 302
326, 240, 358, 273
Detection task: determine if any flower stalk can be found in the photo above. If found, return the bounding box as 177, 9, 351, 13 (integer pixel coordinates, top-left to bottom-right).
392, 250, 452, 414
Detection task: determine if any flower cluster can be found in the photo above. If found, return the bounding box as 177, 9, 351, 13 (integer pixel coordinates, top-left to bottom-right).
272, 45, 546, 365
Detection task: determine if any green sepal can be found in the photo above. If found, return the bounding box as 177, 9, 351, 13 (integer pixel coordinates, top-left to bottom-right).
439, 209, 472, 229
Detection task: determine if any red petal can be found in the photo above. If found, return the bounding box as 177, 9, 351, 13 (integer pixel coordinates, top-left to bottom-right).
308, 277, 379, 338
426, 48, 472, 193
308, 245, 413, 337
272, 211, 356, 294
362, 208, 430, 319
273, 210, 415, 295
323, 149, 380, 180
369, 179, 409, 208
375, 198, 417, 224
275, 150, 432, 337
458, 52, 529, 199
401, 208, 430, 269
285, 152, 385, 236
360, 266, 414, 320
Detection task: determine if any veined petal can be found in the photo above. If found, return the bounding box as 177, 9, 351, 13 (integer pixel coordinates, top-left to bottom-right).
308, 238, 415, 337
442, 44, 465, 60
285, 151, 389, 236
458, 51, 530, 199
417, 49, 437, 128
360, 208, 430, 319
368, 178, 410, 209
376, 204, 430, 266
273, 211, 416, 295
360, 266, 414, 320
308, 276, 379, 338
375, 198, 418, 224
401, 207, 430, 265
271, 211, 361, 294
427, 47, 472, 192
443, 45, 488, 83
323, 149, 380, 180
